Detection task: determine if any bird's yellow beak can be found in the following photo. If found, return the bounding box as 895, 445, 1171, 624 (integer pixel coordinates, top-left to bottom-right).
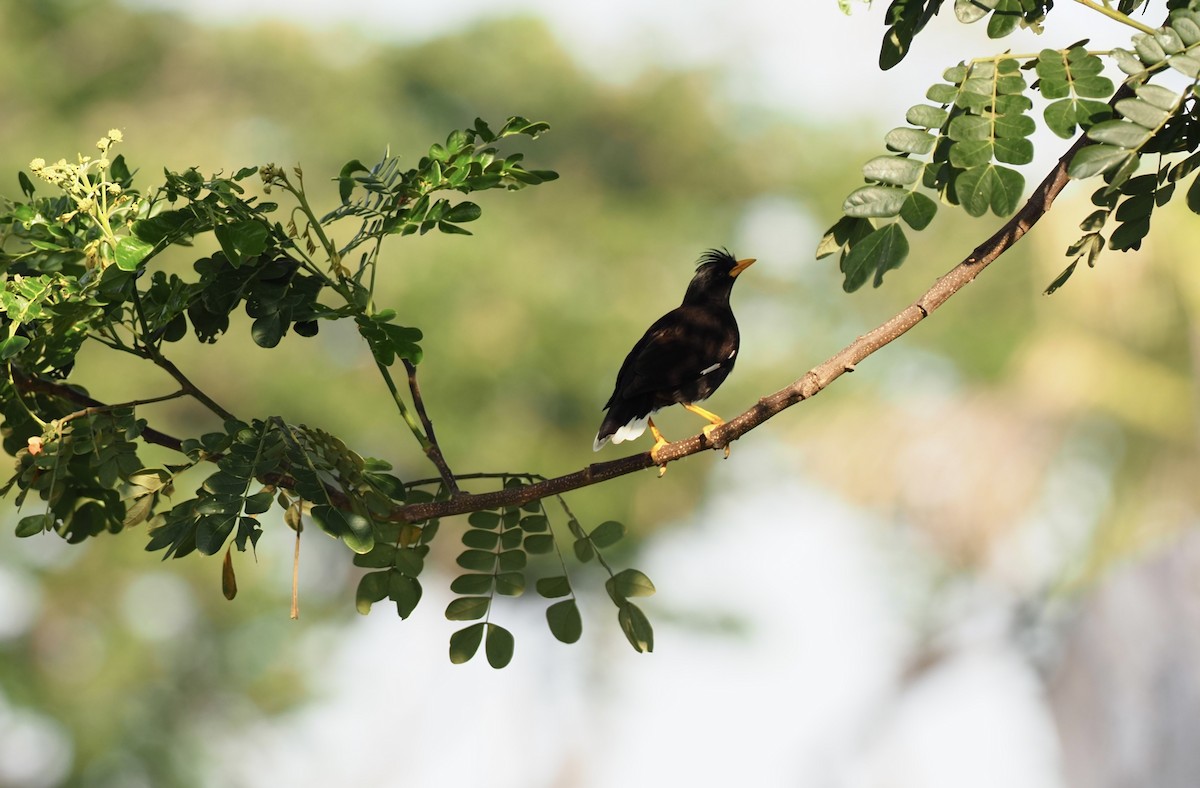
730, 257, 756, 277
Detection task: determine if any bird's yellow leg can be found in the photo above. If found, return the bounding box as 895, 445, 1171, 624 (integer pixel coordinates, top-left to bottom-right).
683, 402, 730, 458
648, 417, 670, 477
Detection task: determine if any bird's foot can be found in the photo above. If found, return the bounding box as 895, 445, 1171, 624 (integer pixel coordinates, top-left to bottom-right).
650, 438, 669, 477
701, 423, 731, 459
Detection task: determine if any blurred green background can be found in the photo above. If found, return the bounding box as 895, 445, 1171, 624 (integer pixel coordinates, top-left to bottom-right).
3, 1, 1200, 786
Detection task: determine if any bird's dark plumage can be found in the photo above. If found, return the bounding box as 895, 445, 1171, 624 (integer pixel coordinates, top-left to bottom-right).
594, 248, 755, 452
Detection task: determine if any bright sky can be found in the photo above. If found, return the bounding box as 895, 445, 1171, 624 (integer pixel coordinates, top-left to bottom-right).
122, 0, 1126, 120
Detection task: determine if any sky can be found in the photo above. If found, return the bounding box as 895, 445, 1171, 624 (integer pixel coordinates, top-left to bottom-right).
121, 0, 1129, 120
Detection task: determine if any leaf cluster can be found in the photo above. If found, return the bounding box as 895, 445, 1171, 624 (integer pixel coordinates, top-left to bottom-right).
825, 2, 1200, 293
354, 476, 653, 669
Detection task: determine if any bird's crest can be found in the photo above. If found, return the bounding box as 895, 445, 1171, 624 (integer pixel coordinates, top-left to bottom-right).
694, 248, 736, 272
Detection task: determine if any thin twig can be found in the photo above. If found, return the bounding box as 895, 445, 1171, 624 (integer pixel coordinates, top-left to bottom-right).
13, 371, 186, 452
402, 359, 460, 495
151, 354, 236, 422
57, 389, 188, 426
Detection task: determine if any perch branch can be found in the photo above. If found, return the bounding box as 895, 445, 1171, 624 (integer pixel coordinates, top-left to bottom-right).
390, 130, 1094, 523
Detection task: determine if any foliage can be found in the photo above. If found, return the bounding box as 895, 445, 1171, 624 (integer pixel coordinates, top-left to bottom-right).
0, 119, 656, 667
821, 0, 1200, 293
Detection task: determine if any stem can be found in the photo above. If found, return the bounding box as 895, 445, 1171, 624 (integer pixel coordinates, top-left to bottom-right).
403, 359, 460, 495
57, 389, 188, 426
1072, 0, 1159, 35
374, 360, 430, 448
291, 526, 301, 620
152, 354, 236, 423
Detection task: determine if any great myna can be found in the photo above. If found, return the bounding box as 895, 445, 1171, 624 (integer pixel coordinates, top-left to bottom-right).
593, 248, 755, 467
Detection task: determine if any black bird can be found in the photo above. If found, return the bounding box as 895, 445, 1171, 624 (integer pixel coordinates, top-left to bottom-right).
594, 248, 755, 466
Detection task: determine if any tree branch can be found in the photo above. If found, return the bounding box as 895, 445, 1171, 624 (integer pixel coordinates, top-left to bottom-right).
402, 359, 460, 495
390, 130, 1096, 523
13, 371, 186, 453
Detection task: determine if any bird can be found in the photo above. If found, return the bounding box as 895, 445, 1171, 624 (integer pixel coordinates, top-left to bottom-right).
593, 248, 755, 470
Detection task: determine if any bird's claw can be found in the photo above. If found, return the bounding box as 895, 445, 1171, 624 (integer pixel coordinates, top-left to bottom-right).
650, 439, 669, 477
701, 423, 731, 459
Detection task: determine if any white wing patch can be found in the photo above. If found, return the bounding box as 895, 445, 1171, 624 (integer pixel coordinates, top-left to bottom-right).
700, 351, 735, 377
593, 415, 650, 451
611, 417, 649, 444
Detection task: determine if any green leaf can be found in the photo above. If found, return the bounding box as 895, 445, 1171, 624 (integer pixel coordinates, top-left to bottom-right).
495, 571, 526, 597
573, 538, 595, 563
900, 191, 937, 230
861, 156, 924, 186
461, 528, 500, 549
986, 0, 1021, 38
444, 201, 481, 223
840, 223, 909, 292
519, 514, 549, 532
1068, 144, 1136, 179
485, 623, 514, 669
816, 216, 872, 259
389, 572, 422, 618
843, 185, 908, 218
114, 236, 155, 271
1133, 33, 1167, 65
1087, 120, 1151, 149
243, 489, 274, 515
523, 534, 555, 554
1109, 217, 1150, 251
1168, 54, 1200, 78
884, 127, 936, 155
353, 543, 397, 569
546, 600, 583, 644
617, 602, 654, 654
948, 115, 991, 142
537, 575, 572, 599
1136, 84, 1180, 111
445, 596, 490, 621
589, 520, 626, 548
905, 104, 948, 128
1186, 175, 1200, 214
1044, 259, 1080, 295
926, 83, 959, 104
449, 623, 485, 664
1073, 75, 1115, 99
213, 220, 268, 268
355, 570, 389, 614
955, 0, 996, 24
994, 114, 1035, 139
498, 550, 526, 571
1115, 97, 1168, 129
994, 137, 1033, 165
311, 505, 375, 554
450, 573, 494, 595
456, 549, 496, 571
0, 335, 30, 361
337, 159, 369, 204
954, 164, 1024, 217
1044, 99, 1111, 139
468, 510, 500, 529
949, 140, 994, 169
15, 513, 52, 537
392, 546, 425, 577
606, 568, 656, 601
